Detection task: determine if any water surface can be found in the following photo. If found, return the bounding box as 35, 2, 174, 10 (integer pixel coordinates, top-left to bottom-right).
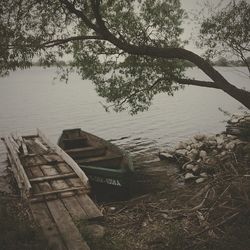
0, 66, 249, 155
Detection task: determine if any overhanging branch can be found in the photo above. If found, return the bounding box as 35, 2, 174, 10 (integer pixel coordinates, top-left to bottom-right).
41, 35, 104, 48
176, 79, 220, 89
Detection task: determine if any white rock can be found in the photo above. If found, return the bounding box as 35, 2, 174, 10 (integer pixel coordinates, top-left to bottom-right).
159, 152, 174, 161
186, 164, 199, 172
200, 172, 208, 178
176, 141, 187, 150
190, 149, 198, 155
234, 139, 243, 145
216, 136, 224, 145
226, 135, 237, 139
199, 150, 207, 160
230, 118, 239, 124
194, 134, 206, 141
184, 173, 196, 180
225, 142, 235, 150
207, 135, 216, 141
185, 139, 194, 145
191, 165, 199, 173
220, 151, 227, 156
196, 142, 204, 149
187, 149, 199, 160
208, 140, 217, 146
212, 149, 218, 154
196, 178, 206, 184
186, 145, 191, 151
175, 149, 187, 156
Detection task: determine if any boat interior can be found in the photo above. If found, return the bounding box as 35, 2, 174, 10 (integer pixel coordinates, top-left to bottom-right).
60, 129, 124, 169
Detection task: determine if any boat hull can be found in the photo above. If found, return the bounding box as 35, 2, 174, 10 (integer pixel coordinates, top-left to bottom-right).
58, 129, 133, 189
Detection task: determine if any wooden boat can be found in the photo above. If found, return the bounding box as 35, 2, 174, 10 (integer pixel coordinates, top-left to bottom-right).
58, 128, 134, 189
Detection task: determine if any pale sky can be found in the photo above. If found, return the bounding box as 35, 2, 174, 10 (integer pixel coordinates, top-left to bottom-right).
180, 0, 245, 55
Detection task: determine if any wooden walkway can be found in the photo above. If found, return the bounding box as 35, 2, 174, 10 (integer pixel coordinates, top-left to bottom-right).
3, 129, 103, 250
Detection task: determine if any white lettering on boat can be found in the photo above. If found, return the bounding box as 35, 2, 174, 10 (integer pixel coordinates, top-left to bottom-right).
88, 175, 122, 186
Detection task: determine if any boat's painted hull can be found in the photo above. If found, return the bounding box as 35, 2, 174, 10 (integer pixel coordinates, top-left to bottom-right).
58, 129, 133, 188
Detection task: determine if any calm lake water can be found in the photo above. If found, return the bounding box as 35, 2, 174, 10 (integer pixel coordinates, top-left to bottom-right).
0, 67, 249, 156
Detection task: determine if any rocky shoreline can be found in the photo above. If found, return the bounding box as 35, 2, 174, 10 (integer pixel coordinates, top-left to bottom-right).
159, 113, 250, 183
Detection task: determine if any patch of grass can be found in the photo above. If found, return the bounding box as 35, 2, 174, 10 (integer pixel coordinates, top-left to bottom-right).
166, 223, 185, 250
76, 218, 129, 250
0, 197, 48, 250
196, 214, 250, 250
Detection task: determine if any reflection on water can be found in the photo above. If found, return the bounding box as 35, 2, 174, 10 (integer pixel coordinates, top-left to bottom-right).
0, 67, 249, 156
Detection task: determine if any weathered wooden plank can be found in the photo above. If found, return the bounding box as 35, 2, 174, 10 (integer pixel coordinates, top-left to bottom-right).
43, 154, 64, 163
34, 137, 48, 151
50, 177, 75, 198
68, 177, 83, 187
4, 136, 31, 198
40, 164, 75, 197
57, 162, 72, 173
22, 155, 47, 167
31, 202, 67, 250
19, 137, 29, 155
30, 173, 77, 183
40, 164, 58, 176
30, 166, 57, 200
57, 163, 83, 187
77, 194, 103, 220
62, 196, 88, 220
33, 186, 85, 197
25, 138, 47, 154
7, 154, 23, 189
9, 136, 20, 152
47, 199, 90, 250
37, 129, 89, 188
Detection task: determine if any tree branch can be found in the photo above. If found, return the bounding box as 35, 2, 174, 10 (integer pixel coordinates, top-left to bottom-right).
60, 0, 250, 109
59, 0, 99, 32
176, 79, 220, 89
41, 35, 104, 48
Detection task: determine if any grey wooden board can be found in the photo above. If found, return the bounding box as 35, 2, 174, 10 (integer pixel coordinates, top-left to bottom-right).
28, 161, 89, 250
31, 202, 67, 250
62, 196, 88, 220
77, 194, 103, 219
37, 129, 89, 187
0, 140, 12, 193
47, 199, 90, 250
4, 136, 31, 198
29, 173, 77, 183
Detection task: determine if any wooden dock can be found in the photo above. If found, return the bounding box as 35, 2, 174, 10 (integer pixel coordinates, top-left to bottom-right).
2, 129, 103, 250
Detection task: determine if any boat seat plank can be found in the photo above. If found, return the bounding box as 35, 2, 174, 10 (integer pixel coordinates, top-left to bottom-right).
65, 146, 106, 159
62, 138, 88, 150
47, 199, 90, 250
77, 154, 123, 168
